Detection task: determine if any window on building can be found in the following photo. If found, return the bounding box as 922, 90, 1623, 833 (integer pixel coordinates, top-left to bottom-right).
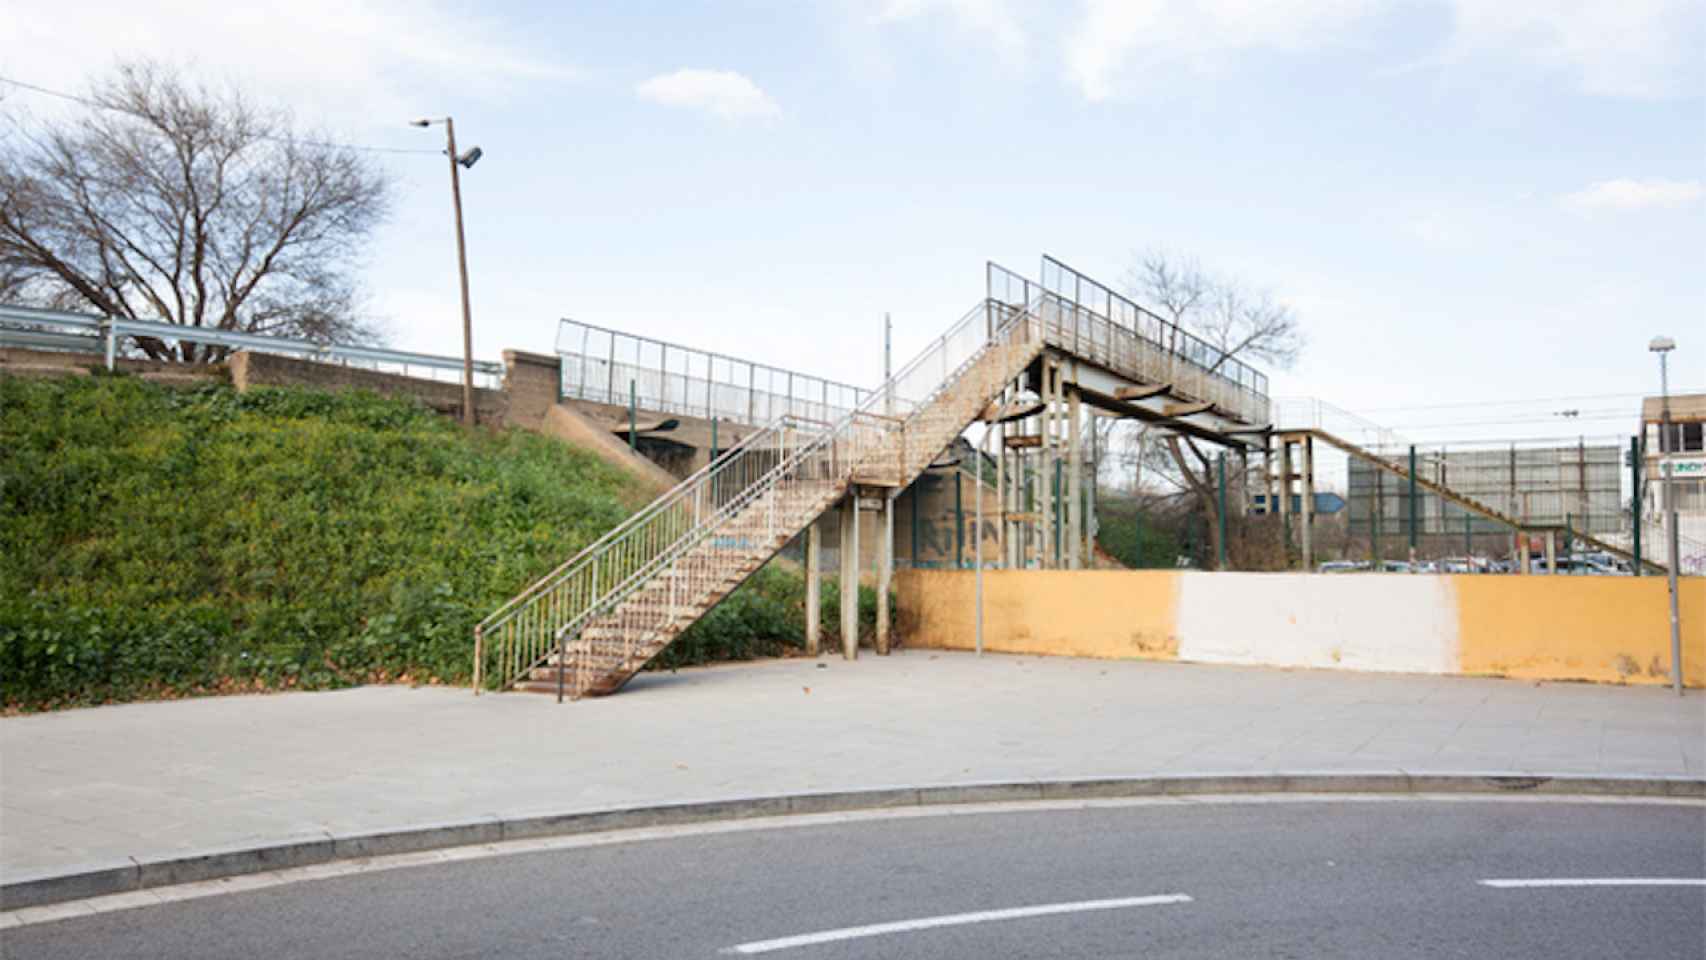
1656, 421, 1704, 454
1664, 479, 1705, 513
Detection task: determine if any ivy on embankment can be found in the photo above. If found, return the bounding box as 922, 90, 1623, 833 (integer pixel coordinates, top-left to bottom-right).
0, 375, 878, 712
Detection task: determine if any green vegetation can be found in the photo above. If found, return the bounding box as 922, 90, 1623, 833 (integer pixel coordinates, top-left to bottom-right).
1095, 495, 1189, 569
1, 375, 889, 710
0, 374, 635, 708
657, 566, 885, 670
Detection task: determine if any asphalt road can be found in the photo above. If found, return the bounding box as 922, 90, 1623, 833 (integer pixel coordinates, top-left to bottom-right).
6, 799, 1704, 959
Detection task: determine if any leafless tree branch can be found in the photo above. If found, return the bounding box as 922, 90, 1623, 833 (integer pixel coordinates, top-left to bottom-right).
0, 60, 390, 361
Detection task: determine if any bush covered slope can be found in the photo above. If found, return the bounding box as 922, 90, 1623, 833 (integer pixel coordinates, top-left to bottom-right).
1, 375, 649, 707
0, 375, 887, 709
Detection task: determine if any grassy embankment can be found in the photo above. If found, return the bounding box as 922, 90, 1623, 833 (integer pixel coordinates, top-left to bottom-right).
1, 374, 877, 710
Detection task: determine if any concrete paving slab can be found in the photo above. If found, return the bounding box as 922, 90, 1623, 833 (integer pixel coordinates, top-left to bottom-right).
3, 651, 1702, 885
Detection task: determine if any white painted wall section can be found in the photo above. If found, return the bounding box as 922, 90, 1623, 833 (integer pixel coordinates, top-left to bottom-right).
1175, 573, 1459, 675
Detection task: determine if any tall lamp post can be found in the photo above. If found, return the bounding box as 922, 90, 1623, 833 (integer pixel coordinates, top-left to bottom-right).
411, 117, 483, 426
1648, 335, 1681, 695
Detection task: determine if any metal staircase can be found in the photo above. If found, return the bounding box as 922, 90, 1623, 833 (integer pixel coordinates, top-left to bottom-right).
475, 299, 1043, 697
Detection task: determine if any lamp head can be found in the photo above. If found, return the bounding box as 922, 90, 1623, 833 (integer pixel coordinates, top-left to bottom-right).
1649, 336, 1676, 353
457, 146, 483, 169
409, 118, 434, 128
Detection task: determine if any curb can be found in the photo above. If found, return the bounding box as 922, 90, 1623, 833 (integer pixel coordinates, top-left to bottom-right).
4, 772, 1701, 911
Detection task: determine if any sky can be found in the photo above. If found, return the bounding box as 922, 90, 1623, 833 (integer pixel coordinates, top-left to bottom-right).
3, 0, 1703, 450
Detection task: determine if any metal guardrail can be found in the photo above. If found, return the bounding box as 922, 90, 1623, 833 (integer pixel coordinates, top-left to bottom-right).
986, 260, 1273, 426
0, 304, 501, 388
556, 318, 869, 427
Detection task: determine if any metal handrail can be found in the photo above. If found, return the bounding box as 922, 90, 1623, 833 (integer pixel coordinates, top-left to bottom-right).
477, 297, 1041, 694
475, 412, 794, 635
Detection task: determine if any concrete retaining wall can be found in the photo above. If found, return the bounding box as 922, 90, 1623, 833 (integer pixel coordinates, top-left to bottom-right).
895, 569, 1706, 687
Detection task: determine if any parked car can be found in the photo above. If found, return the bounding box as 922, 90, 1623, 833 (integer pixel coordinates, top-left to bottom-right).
1318, 561, 1366, 574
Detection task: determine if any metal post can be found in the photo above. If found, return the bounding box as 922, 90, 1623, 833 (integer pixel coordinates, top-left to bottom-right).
1407, 445, 1419, 565
1087, 411, 1098, 565
1372, 470, 1383, 567
1040, 364, 1055, 568
103, 320, 116, 370
1658, 350, 1682, 694
628, 379, 637, 452
1067, 388, 1082, 569
975, 427, 985, 655
710, 416, 719, 463
1216, 452, 1228, 571
1565, 513, 1574, 573
442, 118, 477, 427
1464, 512, 1472, 558
1631, 435, 1642, 576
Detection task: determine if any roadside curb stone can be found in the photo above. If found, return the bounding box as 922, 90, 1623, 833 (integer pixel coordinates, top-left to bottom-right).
5, 772, 1700, 911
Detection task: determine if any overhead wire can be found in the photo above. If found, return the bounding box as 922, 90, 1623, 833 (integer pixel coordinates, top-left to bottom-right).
0, 75, 439, 156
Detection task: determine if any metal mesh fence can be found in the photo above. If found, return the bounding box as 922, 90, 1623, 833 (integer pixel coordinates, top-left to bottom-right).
1347, 442, 1625, 537
557, 319, 869, 427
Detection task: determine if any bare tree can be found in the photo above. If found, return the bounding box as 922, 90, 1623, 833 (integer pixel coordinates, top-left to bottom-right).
0, 62, 389, 362
1117, 249, 1306, 567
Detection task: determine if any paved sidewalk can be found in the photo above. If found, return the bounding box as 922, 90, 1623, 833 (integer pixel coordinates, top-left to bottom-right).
3, 651, 1702, 880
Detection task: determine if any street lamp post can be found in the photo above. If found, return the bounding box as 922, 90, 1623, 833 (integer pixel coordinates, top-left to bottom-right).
411, 117, 482, 426
1648, 335, 1681, 695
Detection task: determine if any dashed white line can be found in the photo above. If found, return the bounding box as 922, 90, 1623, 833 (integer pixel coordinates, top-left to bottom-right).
722, 894, 1192, 954
1480, 878, 1706, 889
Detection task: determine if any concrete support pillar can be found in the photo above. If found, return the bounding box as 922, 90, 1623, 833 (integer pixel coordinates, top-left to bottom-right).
804, 518, 821, 656
1263, 435, 1276, 516
840, 495, 859, 660
1067, 388, 1082, 569
1543, 529, 1556, 574
1241, 450, 1255, 518
1301, 436, 1315, 571
876, 493, 893, 654
1519, 533, 1531, 575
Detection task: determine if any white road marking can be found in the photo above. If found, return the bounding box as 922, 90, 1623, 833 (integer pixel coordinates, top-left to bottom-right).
1481, 878, 1706, 889
722, 894, 1192, 954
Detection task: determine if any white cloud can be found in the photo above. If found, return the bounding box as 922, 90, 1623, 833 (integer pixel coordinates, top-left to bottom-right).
0, 1, 573, 135
635, 69, 780, 120
1562, 178, 1704, 213
873, 0, 1028, 62
1065, 0, 1383, 101
1442, 0, 1704, 99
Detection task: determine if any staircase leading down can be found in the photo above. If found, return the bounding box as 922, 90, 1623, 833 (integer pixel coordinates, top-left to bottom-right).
475, 300, 1043, 697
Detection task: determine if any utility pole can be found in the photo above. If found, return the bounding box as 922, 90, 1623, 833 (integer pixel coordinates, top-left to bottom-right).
411, 117, 482, 426
1649, 336, 1682, 695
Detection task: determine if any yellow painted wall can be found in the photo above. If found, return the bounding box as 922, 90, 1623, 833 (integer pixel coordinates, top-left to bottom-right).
894, 569, 1181, 660
1454, 576, 1706, 687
